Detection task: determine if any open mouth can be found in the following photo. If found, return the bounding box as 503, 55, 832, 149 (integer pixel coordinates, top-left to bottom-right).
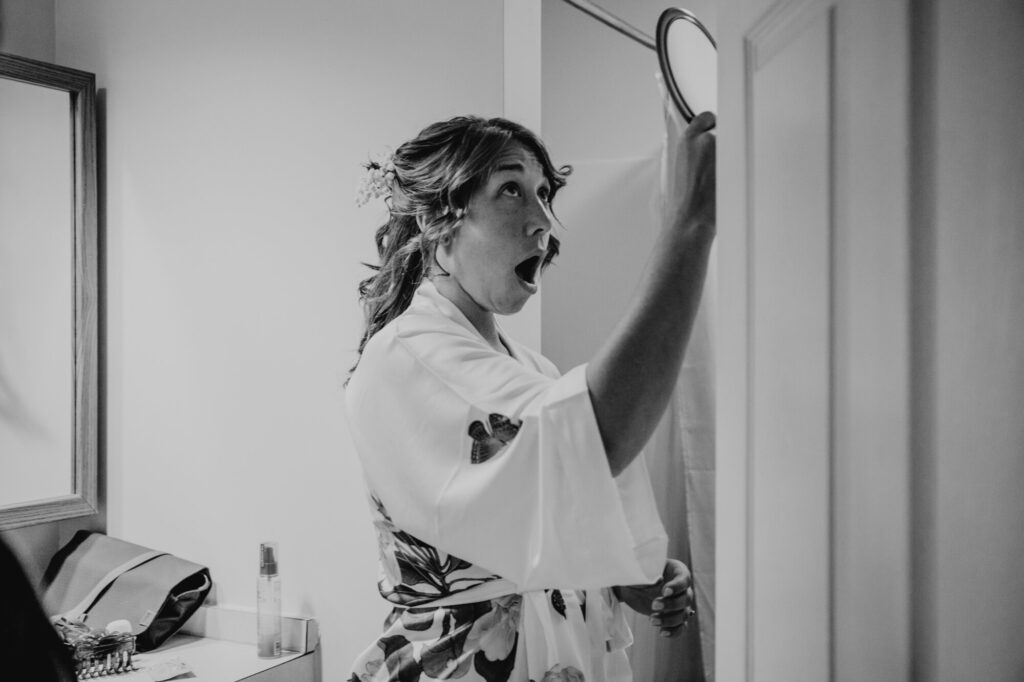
514, 255, 542, 286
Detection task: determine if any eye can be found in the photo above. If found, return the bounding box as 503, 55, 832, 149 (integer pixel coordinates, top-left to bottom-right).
538, 185, 552, 204
500, 182, 522, 198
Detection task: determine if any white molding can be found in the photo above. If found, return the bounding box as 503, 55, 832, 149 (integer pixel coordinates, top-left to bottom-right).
743, 1, 837, 677
746, 0, 833, 69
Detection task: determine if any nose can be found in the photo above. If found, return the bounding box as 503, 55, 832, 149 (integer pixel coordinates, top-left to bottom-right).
526, 192, 553, 237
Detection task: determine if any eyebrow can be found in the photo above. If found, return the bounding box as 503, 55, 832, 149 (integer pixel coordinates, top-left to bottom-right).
492, 162, 550, 187
494, 162, 526, 173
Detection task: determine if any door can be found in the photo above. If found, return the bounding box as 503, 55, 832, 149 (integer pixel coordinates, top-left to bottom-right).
716, 0, 912, 679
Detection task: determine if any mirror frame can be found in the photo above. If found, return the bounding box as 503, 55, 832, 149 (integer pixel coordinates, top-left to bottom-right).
0, 53, 98, 530
656, 8, 717, 123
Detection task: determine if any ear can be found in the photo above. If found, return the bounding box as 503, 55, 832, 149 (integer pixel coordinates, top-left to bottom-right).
432, 231, 455, 277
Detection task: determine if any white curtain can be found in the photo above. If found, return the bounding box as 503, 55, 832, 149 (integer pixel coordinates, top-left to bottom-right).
625, 79, 717, 682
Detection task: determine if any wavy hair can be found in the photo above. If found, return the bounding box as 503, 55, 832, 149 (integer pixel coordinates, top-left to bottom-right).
351, 116, 571, 373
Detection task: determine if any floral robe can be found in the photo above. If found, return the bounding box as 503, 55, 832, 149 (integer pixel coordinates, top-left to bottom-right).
345, 281, 668, 682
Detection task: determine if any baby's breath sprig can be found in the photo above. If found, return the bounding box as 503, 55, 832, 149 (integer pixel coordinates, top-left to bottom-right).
355, 150, 396, 207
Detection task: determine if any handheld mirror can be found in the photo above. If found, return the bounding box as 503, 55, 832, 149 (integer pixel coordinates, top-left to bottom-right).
656, 8, 718, 123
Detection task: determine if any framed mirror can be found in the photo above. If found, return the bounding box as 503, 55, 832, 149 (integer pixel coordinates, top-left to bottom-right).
656, 8, 717, 123
0, 52, 98, 530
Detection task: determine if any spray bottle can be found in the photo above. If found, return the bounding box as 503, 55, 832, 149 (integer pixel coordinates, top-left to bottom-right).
257, 542, 282, 658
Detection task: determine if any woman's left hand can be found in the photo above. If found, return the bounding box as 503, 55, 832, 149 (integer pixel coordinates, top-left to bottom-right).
612, 558, 695, 638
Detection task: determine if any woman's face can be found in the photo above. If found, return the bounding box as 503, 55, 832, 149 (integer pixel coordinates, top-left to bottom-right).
434, 142, 554, 324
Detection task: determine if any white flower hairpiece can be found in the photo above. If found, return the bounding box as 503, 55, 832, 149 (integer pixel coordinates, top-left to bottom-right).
355, 149, 396, 207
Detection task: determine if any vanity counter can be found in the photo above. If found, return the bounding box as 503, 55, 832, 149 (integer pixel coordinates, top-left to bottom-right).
114, 606, 320, 681
128, 634, 317, 681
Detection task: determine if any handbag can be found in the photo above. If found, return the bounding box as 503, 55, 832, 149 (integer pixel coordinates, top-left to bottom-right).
42, 531, 212, 652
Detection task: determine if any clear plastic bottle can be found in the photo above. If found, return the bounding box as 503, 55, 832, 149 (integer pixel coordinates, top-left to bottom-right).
257, 542, 282, 658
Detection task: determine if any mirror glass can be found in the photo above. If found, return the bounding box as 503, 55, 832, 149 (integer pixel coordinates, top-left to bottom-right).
0, 78, 75, 505
0, 53, 98, 530
657, 9, 717, 123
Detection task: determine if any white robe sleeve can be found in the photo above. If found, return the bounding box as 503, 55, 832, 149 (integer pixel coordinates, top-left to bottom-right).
346, 310, 667, 592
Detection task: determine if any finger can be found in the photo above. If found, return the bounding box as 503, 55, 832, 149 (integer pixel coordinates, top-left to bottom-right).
659, 624, 684, 638
661, 573, 692, 597
655, 591, 691, 614
660, 564, 692, 595
653, 605, 697, 637
651, 613, 684, 638
651, 609, 689, 630
659, 573, 692, 602
685, 111, 717, 136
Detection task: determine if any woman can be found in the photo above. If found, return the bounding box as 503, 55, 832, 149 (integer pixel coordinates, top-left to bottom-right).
346, 113, 715, 682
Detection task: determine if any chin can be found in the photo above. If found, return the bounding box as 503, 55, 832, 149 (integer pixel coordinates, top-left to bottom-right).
495, 293, 531, 316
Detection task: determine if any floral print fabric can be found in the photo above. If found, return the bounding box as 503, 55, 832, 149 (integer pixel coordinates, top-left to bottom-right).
351, 494, 627, 681
372, 495, 502, 608
349, 596, 524, 682
346, 282, 668, 681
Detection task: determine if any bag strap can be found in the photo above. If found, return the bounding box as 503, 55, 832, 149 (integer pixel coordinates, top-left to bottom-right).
62, 550, 167, 623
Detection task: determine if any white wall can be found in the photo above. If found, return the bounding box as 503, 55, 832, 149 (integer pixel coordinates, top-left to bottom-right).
918, 1, 1024, 679
0, 0, 55, 62
53, 1, 510, 677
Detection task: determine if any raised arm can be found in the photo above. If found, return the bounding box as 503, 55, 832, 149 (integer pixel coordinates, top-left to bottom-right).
586, 112, 716, 477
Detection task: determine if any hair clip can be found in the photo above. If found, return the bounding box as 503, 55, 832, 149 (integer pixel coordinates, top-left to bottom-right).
52, 617, 137, 678
356, 150, 396, 207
